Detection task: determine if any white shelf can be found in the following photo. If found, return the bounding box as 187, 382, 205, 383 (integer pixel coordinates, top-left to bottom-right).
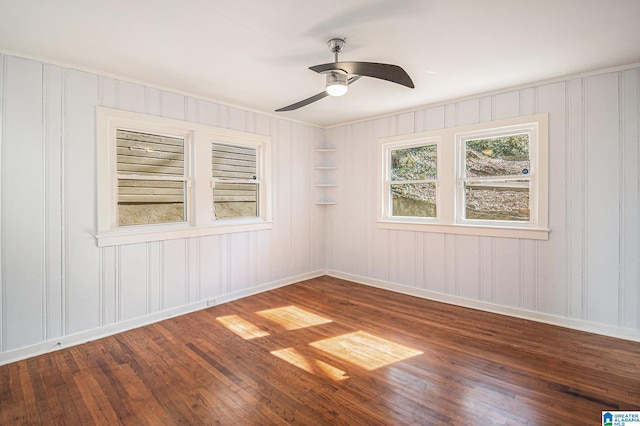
315, 144, 337, 205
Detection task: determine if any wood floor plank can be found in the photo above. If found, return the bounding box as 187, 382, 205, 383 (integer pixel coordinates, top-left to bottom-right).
1, 276, 638, 425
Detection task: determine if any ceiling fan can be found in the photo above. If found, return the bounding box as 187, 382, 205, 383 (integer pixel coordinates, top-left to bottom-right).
275, 38, 414, 112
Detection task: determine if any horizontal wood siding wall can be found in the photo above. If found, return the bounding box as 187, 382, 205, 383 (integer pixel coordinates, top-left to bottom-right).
212, 143, 258, 214
326, 66, 640, 336
0, 54, 326, 360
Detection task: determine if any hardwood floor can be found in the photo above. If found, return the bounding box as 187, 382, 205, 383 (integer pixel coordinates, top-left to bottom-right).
1, 276, 639, 425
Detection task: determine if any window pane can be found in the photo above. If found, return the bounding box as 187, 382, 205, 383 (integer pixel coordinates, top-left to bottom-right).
212, 143, 257, 180
391, 183, 437, 218
117, 130, 184, 176
464, 179, 530, 221
391, 145, 437, 181
117, 179, 185, 226
214, 183, 258, 219
465, 134, 529, 178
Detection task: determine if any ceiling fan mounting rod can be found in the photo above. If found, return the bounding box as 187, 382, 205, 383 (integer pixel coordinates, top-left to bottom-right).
327, 38, 346, 62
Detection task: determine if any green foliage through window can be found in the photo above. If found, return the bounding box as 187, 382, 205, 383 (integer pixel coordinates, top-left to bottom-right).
390, 144, 437, 218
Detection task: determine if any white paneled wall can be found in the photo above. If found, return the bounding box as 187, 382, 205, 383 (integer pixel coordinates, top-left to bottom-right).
0, 53, 638, 363
326, 65, 640, 340
0, 54, 326, 363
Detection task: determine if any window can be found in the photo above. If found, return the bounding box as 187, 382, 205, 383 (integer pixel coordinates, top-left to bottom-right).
378, 114, 548, 240
97, 107, 272, 247
116, 130, 187, 226
212, 143, 259, 219
382, 138, 439, 220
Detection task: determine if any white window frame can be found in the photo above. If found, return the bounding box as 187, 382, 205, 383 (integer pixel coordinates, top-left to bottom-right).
377, 113, 549, 240
97, 107, 272, 247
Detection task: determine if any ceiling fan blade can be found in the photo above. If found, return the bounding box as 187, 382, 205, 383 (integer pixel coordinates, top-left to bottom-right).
309, 61, 414, 88
275, 76, 362, 112
275, 91, 328, 112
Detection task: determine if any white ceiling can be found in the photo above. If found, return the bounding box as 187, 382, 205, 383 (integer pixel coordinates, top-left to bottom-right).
1, 0, 639, 127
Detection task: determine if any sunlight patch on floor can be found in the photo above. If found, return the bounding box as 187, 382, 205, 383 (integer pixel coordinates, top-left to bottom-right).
271, 347, 349, 381
216, 315, 270, 340
310, 331, 423, 371
256, 305, 332, 330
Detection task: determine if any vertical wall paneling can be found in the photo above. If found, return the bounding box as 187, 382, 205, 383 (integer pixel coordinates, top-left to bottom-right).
98, 76, 117, 110
521, 240, 537, 311
0, 53, 5, 352
370, 119, 390, 282
3, 57, 44, 349
119, 244, 148, 321
537, 82, 567, 316
228, 107, 246, 132
326, 64, 640, 339
426, 106, 445, 130
395, 231, 415, 286
145, 87, 162, 116
479, 96, 492, 123
290, 124, 302, 275
480, 237, 494, 302
197, 100, 219, 127
247, 232, 257, 289
620, 69, 639, 329
0, 53, 328, 363
309, 127, 322, 272
161, 91, 185, 120
350, 122, 370, 277
584, 73, 620, 325
229, 233, 248, 291
343, 124, 358, 275
256, 230, 272, 286
147, 242, 161, 313
397, 112, 414, 135
273, 119, 292, 279
364, 122, 377, 277
521, 88, 536, 116
188, 238, 200, 303
493, 91, 520, 119
118, 81, 146, 112
493, 239, 522, 307
567, 78, 586, 320
101, 246, 117, 325
199, 235, 219, 300
424, 233, 445, 294
161, 239, 187, 310
44, 64, 64, 339
456, 99, 479, 126
185, 97, 197, 126
1, 54, 639, 362
456, 236, 481, 300
65, 69, 101, 334
444, 234, 457, 295
219, 234, 230, 295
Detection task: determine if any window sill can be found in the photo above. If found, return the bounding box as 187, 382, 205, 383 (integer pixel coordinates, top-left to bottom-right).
377, 221, 549, 240
96, 220, 273, 247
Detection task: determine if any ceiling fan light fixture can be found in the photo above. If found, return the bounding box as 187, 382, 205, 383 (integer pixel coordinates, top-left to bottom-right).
325, 72, 348, 96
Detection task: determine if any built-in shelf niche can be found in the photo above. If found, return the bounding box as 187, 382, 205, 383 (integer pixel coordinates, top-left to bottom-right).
314, 147, 337, 205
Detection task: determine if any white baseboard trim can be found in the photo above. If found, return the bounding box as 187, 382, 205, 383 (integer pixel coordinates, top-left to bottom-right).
0, 270, 325, 366
327, 270, 640, 343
